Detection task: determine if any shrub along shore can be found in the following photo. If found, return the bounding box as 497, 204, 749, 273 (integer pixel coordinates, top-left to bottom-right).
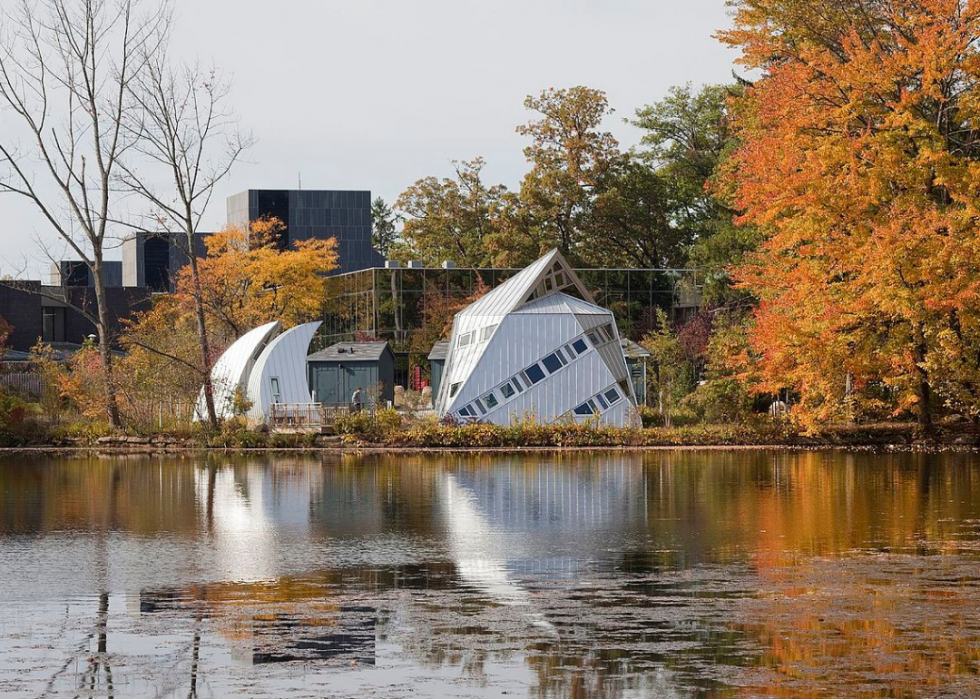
0, 407, 976, 451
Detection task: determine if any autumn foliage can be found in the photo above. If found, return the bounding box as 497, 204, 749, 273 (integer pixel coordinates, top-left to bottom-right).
719, 0, 980, 431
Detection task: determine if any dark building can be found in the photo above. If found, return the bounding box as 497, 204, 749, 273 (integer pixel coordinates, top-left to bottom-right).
49, 261, 123, 288
0, 282, 151, 351
227, 190, 383, 274
122, 231, 208, 292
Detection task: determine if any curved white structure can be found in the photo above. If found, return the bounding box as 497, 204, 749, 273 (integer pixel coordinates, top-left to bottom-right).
195, 321, 282, 421
435, 249, 639, 427
246, 321, 321, 425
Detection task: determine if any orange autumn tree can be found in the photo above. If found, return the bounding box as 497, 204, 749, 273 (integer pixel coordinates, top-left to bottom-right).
719, 0, 980, 434
120, 217, 337, 421
189, 216, 338, 338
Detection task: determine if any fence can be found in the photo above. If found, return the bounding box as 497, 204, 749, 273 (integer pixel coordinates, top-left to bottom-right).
0, 372, 44, 397
269, 403, 369, 429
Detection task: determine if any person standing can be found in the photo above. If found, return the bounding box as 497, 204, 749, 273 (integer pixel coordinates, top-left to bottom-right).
351, 387, 363, 413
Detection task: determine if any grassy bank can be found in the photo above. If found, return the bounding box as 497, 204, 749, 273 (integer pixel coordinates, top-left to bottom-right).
2, 401, 976, 450
2, 418, 971, 452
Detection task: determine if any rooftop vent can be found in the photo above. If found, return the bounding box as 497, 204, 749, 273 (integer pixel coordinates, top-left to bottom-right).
384, 260, 400, 269
406, 260, 423, 269
441, 260, 456, 269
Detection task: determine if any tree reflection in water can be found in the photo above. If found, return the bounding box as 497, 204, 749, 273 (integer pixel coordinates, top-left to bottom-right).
2, 450, 980, 697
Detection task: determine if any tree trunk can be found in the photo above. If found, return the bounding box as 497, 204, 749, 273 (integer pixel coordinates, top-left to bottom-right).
92, 255, 122, 429
186, 227, 219, 429
913, 331, 934, 440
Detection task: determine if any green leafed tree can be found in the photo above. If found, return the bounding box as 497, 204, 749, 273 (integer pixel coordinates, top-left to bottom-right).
395, 158, 511, 267
516, 86, 623, 263
371, 196, 401, 259
633, 83, 758, 305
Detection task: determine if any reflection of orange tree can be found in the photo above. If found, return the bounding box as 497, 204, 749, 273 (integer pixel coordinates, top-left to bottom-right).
181, 578, 343, 647
634, 450, 980, 572
734, 554, 980, 697
0, 456, 201, 534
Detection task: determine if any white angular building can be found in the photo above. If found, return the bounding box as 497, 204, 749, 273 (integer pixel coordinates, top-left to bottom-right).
435, 250, 640, 427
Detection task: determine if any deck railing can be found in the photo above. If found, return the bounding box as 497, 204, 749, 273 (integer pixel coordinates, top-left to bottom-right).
269, 402, 372, 429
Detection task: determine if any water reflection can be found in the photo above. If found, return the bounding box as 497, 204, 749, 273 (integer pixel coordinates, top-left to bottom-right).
1, 450, 980, 697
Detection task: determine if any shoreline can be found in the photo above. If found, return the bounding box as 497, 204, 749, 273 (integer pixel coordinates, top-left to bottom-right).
0, 443, 976, 457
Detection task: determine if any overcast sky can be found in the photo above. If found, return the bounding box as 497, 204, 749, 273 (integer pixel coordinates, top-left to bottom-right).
1, 0, 739, 277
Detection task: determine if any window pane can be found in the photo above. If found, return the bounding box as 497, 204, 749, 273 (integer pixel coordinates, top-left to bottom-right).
511, 379, 524, 393
587, 332, 600, 345
604, 388, 620, 404
501, 383, 515, 399
555, 349, 568, 365
572, 339, 588, 354
484, 392, 499, 409
595, 394, 608, 410
541, 353, 562, 373
450, 382, 461, 397
474, 399, 486, 414
564, 343, 576, 358
525, 364, 546, 384
573, 403, 593, 416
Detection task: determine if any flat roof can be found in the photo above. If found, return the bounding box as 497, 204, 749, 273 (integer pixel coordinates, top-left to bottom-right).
307, 341, 391, 362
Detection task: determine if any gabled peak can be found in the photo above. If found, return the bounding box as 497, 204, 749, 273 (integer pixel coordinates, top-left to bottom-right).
456, 249, 593, 320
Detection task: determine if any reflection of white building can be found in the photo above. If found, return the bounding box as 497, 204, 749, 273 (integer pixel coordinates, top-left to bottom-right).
195, 467, 278, 582
435, 250, 640, 426
441, 458, 647, 582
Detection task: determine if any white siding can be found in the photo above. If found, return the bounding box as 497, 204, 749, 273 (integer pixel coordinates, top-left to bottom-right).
246, 322, 321, 424
434, 249, 639, 427
447, 314, 580, 412
196, 321, 281, 421
482, 351, 619, 425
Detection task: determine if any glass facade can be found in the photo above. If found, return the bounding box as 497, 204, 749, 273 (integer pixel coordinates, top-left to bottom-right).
319, 265, 702, 354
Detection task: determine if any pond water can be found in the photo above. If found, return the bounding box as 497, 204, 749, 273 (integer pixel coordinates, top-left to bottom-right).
1, 450, 980, 698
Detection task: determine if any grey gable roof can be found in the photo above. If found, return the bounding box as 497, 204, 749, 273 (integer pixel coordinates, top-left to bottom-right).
307, 341, 391, 362
428, 340, 450, 361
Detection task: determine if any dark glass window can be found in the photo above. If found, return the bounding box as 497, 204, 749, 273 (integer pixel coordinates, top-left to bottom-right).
524, 364, 546, 384
541, 353, 562, 373
511, 379, 524, 393
484, 392, 499, 409
604, 388, 621, 404
618, 379, 632, 398
41, 307, 65, 343
450, 382, 461, 397
144, 235, 171, 291
572, 339, 588, 354
501, 383, 515, 399
555, 349, 568, 365
595, 393, 608, 410
587, 332, 600, 345
474, 399, 486, 414
573, 402, 593, 416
